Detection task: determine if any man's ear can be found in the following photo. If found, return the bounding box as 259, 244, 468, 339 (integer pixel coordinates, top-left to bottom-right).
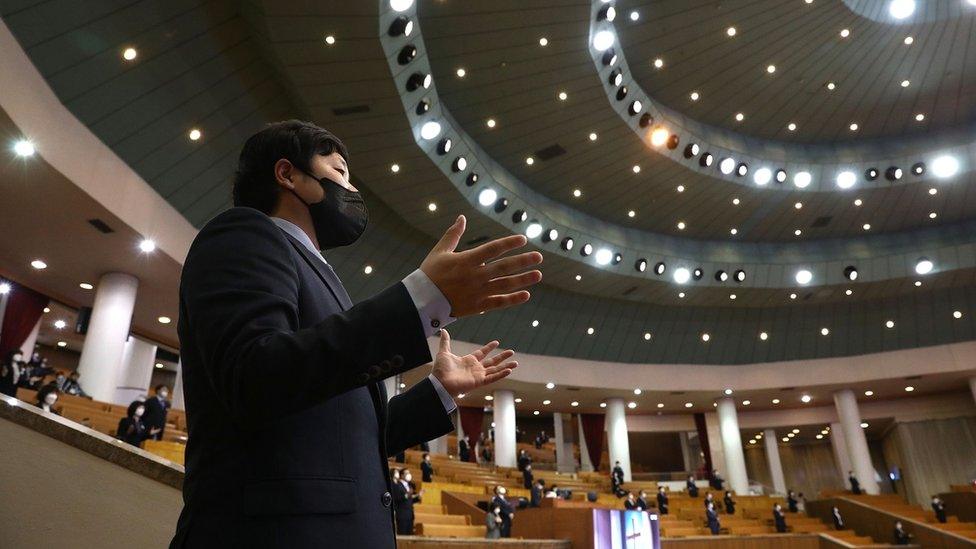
274, 158, 296, 190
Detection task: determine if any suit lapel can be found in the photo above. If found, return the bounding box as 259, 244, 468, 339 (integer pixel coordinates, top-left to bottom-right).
283, 234, 353, 310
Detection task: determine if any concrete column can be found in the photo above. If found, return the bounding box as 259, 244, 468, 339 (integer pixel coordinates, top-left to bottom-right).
704, 412, 726, 483
493, 389, 516, 468
716, 398, 749, 495
18, 317, 41, 358
76, 273, 138, 402
763, 429, 787, 495
553, 413, 575, 472
577, 415, 594, 472
428, 433, 448, 455
172, 360, 185, 411
0, 288, 9, 341
833, 389, 880, 494
829, 422, 852, 485
679, 431, 693, 473
606, 398, 632, 482
112, 336, 156, 405
969, 377, 976, 407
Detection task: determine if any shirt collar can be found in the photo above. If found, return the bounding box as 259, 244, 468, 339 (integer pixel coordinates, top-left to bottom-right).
271, 217, 328, 265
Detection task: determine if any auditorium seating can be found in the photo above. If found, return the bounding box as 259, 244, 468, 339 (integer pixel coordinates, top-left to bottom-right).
847, 494, 976, 540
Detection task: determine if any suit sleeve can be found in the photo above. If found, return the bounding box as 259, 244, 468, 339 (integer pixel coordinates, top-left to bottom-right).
385, 377, 454, 457
180, 208, 433, 424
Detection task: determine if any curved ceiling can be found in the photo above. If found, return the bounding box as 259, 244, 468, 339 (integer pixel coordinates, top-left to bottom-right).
4, 0, 976, 364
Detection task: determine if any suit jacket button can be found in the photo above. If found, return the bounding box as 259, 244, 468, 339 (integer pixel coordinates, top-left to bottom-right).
431, 319, 440, 328
391, 355, 403, 368
358, 373, 370, 383
380, 360, 392, 373
382, 491, 392, 508
369, 365, 382, 377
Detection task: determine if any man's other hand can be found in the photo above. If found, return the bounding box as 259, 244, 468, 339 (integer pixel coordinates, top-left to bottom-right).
431, 330, 517, 397
421, 215, 542, 318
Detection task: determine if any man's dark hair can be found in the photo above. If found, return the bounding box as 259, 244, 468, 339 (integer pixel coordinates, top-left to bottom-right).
232, 120, 349, 214
127, 400, 145, 418
155, 383, 168, 392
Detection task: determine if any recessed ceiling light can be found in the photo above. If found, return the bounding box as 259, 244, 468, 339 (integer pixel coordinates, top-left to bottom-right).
726, 26, 737, 37
801, 394, 813, 403
766, 64, 776, 74
79, 282, 93, 290
914, 280, 922, 287
628, 210, 636, 218
390, 163, 400, 173
427, 202, 437, 212
826, 82, 836, 90
836, 171, 856, 189
864, 390, 874, 396
677, 221, 686, 230
57, 341, 67, 348
13, 139, 35, 157
849, 122, 859, 131
915, 113, 925, 121
586, 327, 595, 335
364, 265, 373, 274
420, 121, 441, 140
188, 128, 202, 141
787, 123, 797, 131
600, 402, 607, 408
915, 258, 934, 275
545, 382, 555, 389
900, 79, 910, 88
690, 91, 700, 101
772, 398, 780, 404
53, 319, 66, 329
820, 327, 830, 336
627, 401, 638, 409
525, 157, 534, 165
573, 189, 582, 198
862, 223, 871, 231
885, 320, 895, 329
795, 269, 813, 285
30, 259, 47, 270
324, 35, 336, 45
649, 127, 669, 146
840, 28, 850, 38
486, 118, 496, 128
644, 332, 652, 341
539, 37, 549, 46
735, 112, 745, 122
678, 292, 685, 298
632, 165, 641, 173
653, 58, 664, 69
629, 10, 639, 21
794, 201, 803, 209
533, 410, 540, 415
904, 385, 915, 392
158, 316, 172, 324
685, 402, 693, 408
889, 0, 916, 20
557, 91, 568, 101
676, 185, 685, 192
729, 294, 737, 300
845, 289, 853, 296
455, 68, 466, 78
657, 403, 664, 408
929, 212, 938, 219
730, 228, 738, 235
759, 331, 769, 341
593, 30, 615, 51
575, 274, 582, 281
931, 155, 959, 178
571, 401, 579, 407
904, 36, 914, 45
122, 47, 138, 61
854, 198, 863, 206
543, 399, 551, 405
789, 293, 797, 300
794, 171, 811, 188
701, 333, 710, 342
954, 310, 963, 319
588, 132, 597, 141
513, 397, 521, 403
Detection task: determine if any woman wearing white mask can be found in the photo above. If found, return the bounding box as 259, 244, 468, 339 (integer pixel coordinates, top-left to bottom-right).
34, 385, 60, 414
117, 401, 160, 447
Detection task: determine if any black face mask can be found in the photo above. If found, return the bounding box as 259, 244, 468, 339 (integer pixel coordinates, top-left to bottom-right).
291, 168, 368, 250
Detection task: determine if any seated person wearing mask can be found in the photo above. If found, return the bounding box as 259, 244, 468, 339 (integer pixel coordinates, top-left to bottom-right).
117, 401, 160, 447
35, 385, 60, 415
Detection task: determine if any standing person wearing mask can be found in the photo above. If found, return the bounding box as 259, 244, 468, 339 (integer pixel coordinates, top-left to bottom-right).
832, 506, 844, 530
0, 350, 24, 397
420, 453, 434, 483
706, 502, 720, 535
486, 506, 503, 539
170, 121, 541, 549
34, 385, 60, 414
522, 463, 534, 489
723, 491, 736, 515
459, 434, 471, 463
392, 469, 422, 535
117, 401, 160, 447
656, 487, 669, 515
931, 496, 947, 523
636, 490, 649, 511
143, 384, 171, 441
491, 485, 515, 538
773, 503, 788, 533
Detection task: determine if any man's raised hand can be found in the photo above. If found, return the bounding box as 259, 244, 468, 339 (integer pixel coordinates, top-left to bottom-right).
420, 215, 543, 318
430, 330, 517, 397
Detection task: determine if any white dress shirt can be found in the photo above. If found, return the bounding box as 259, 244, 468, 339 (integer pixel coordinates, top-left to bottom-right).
271, 217, 456, 413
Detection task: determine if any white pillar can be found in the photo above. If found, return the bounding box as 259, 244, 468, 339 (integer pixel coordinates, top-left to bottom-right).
606, 398, 632, 482
829, 421, 852, 485
0, 290, 9, 341
18, 317, 41, 358
172, 360, 185, 411
833, 389, 880, 494
112, 336, 156, 405
428, 434, 448, 455
76, 273, 139, 402
493, 389, 516, 468
969, 377, 976, 406
763, 429, 787, 495
577, 415, 594, 472
716, 398, 749, 495
680, 432, 693, 473
553, 412, 575, 472
704, 412, 726, 483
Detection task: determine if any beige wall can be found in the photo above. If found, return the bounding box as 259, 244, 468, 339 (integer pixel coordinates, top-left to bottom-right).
0, 418, 182, 549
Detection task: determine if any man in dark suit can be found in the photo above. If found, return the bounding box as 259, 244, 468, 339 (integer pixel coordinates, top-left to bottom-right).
710, 469, 724, 491
143, 384, 171, 441
530, 479, 544, 508
458, 435, 470, 462
611, 461, 625, 495
169, 121, 541, 548
420, 453, 434, 483
931, 496, 947, 523
687, 475, 699, 497
522, 463, 534, 489
624, 492, 638, 510
656, 487, 669, 515
393, 469, 422, 535
491, 485, 515, 538
849, 471, 862, 495
517, 449, 531, 471
706, 502, 720, 535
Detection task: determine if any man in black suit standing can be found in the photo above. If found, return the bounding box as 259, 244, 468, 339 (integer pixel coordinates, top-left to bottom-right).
170, 121, 542, 548
522, 463, 534, 489
849, 471, 862, 495
458, 434, 470, 462
931, 496, 947, 523
142, 384, 171, 441
393, 469, 422, 535
611, 461, 625, 496
420, 453, 434, 483
656, 487, 669, 515
517, 449, 531, 471
491, 485, 515, 538
530, 479, 544, 508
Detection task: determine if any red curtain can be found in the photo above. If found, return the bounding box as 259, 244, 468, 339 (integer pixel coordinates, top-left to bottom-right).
458, 406, 485, 462
693, 413, 713, 479
0, 282, 48, 358
580, 413, 605, 470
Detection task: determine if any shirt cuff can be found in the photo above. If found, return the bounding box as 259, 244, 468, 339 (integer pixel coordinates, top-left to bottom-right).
427, 374, 457, 414
402, 269, 456, 337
